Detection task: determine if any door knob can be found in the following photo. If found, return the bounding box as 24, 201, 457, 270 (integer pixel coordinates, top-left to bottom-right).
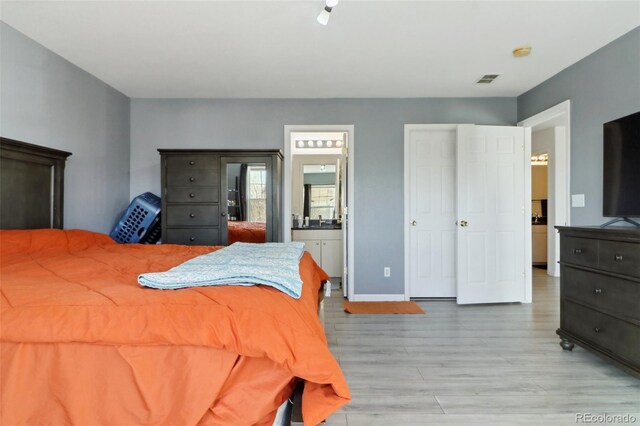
410, 220, 417, 226
460, 220, 468, 227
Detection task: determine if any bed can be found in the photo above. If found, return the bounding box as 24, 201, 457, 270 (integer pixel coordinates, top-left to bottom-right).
0, 137, 350, 425
228, 220, 267, 244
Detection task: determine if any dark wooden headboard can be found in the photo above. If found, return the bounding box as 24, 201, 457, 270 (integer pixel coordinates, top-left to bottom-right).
0, 137, 72, 229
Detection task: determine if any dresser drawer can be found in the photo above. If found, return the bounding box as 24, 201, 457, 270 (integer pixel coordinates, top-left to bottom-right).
560, 236, 598, 267
166, 187, 219, 203
166, 156, 219, 171
166, 205, 220, 226
562, 301, 640, 368
164, 228, 220, 246
598, 240, 640, 278
562, 266, 640, 321
166, 168, 219, 188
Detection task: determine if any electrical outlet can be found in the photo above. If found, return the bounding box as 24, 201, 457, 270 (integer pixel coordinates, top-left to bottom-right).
384, 267, 390, 277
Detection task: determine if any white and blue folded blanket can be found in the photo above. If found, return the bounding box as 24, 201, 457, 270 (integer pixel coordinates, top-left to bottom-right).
138, 242, 305, 298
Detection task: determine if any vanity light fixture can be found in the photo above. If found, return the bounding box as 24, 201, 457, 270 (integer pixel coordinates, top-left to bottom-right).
296, 139, 344, 148
531, 153, 548, 165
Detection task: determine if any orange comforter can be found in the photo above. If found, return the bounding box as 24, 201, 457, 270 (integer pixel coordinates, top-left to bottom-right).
228, 220, 267, 244
0, 229, 349, 425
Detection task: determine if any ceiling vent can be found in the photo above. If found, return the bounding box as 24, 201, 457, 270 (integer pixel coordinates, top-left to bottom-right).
476, 74, 501, 84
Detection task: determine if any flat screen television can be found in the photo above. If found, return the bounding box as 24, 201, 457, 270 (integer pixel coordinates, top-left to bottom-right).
602, 111, 640, 225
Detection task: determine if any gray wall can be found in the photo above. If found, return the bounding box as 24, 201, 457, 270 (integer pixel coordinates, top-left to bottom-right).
131, 98, 516, 295
0, 23, 130, 233
518, 27, 640, 226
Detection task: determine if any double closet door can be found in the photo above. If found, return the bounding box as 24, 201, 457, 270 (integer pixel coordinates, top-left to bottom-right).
406, 124, 529, 304
159, 149, 282, 246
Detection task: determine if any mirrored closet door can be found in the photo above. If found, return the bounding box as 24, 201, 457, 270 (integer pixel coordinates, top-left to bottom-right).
221, 153, 282, 245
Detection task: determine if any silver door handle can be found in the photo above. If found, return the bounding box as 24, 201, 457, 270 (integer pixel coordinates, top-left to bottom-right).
410, 220, 417, 226
459, 220, 468, 227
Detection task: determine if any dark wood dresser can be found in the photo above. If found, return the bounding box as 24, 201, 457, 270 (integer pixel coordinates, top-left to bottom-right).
556, 226, 640, 376
159, 149, 282, 246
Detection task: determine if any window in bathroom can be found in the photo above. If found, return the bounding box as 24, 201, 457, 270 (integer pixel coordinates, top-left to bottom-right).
310, 185, 336, 219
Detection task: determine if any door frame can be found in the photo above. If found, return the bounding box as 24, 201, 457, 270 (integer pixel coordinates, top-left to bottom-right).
518, 100, 571, 286
283, 124, 355, 301
404, 124, 458, 301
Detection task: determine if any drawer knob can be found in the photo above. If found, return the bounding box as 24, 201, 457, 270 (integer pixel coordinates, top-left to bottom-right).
189, 213, 196, 218
189, 193, 196, 198
573, 248, 583, 254
593, 288, 602, 294
190, 236, 196, 242
189, 177, 195, 182
614, 254, 623, 261
594, 327, 602, 333
189, 161, 195, 166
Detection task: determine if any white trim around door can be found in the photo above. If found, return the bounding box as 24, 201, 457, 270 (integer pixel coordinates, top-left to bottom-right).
284, 125, 355, 301
519, 100, 571, 286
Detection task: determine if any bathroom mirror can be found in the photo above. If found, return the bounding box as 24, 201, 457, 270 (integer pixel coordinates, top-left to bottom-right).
225, 162, 267, 244
302, 164, 338, 220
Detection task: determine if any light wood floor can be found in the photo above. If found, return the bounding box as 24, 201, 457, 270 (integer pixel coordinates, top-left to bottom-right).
323, 268, 640, 425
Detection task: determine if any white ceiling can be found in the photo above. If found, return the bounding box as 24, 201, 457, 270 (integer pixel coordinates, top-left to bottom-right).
1, 1, 638, 98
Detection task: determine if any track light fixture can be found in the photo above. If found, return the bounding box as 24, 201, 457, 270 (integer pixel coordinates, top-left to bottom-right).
317, 0, 339, 26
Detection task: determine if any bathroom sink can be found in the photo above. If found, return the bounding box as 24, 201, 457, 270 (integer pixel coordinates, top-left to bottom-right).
292, 224, 342, 230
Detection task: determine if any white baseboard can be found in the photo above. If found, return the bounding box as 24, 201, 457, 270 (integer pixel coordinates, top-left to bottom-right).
351, 294, 406, 302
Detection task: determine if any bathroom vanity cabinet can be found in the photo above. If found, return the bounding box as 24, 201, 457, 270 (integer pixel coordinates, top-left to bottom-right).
292, 229, 343, 277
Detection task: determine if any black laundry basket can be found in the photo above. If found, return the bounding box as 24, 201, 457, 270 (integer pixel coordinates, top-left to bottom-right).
109, 192, 161, 244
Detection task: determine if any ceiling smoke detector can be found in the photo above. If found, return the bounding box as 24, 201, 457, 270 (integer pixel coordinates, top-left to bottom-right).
513, 46, 532, 58
476, 74, 501, 84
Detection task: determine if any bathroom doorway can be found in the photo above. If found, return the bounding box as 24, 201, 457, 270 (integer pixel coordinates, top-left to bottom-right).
531, 152, 549, 270
284, 125, 355, 300
519, 100, 571, 281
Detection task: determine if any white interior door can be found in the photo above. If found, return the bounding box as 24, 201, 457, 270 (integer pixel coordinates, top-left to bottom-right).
456, 125, 527, 304
407, 126, 457, 298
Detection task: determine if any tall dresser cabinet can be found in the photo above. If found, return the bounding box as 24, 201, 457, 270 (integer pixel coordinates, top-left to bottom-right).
556, 226, 640, 376
159, 149, 282, 246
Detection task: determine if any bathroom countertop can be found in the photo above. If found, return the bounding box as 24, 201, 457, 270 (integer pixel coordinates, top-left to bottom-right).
291, 224, 342, 230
